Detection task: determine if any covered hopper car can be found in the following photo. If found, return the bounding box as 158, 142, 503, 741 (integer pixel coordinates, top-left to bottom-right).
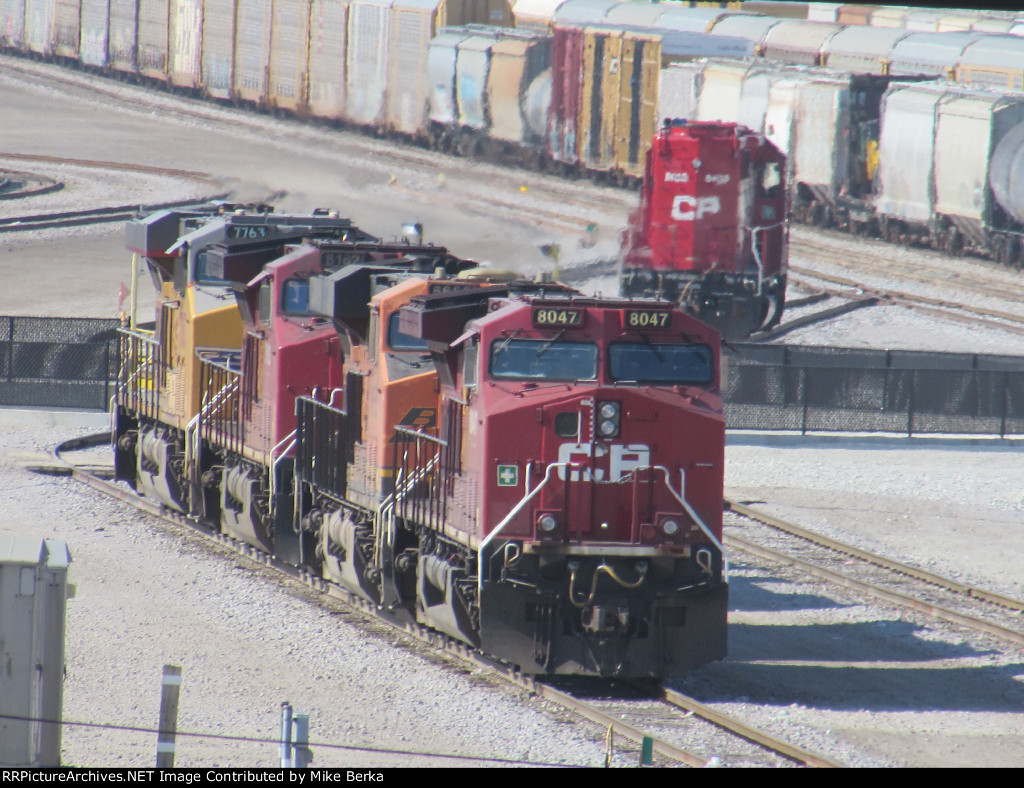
10, 0, 1024, 329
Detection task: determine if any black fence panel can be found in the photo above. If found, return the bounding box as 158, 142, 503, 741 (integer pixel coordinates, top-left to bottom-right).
0, 317, 119, 410
725, 343, 1024, 437
4, 317, 1024, 437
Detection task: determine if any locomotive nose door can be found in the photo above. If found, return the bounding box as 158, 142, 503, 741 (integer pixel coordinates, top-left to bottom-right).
543, 401, 596, 539
546, 399, 649, 541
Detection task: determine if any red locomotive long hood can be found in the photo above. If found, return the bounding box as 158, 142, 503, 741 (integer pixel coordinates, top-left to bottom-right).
477, 385, 724, 547
623, 121, 788, 279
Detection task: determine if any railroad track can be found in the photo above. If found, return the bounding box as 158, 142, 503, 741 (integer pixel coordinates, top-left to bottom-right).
47, 432, 840, 768
792, 230, 1024, 303
0, 168, 64, 200
0, 153, 232, 233
792, 232, 1024, 310
788, 267, 1024, 336
2, 57, 626, 242
724, 499, 1024, 650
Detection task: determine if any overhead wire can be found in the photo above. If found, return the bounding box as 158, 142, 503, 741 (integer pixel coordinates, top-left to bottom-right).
0, 713, 583, 768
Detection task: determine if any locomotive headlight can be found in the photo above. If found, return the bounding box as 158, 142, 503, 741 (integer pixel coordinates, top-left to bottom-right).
597, 401, 620, 438
538, 513, 559, 533
661, 519, 680, 536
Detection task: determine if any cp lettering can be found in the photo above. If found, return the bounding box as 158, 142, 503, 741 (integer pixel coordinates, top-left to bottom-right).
671, 195, 721, 221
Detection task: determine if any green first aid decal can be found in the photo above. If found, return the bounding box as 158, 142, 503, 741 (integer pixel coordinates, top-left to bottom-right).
497, 464, 518, 487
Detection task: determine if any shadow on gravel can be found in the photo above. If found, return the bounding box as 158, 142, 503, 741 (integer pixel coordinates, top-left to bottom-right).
729, 571, 844, 613
672, 658, 1024, 714
668, 572, 1024, 713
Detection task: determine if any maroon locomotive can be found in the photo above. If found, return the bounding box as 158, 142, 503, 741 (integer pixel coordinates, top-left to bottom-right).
396, 288, 729, 677
620, 119, 789, 339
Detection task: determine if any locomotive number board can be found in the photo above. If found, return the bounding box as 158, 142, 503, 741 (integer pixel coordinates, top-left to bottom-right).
227, 224, 271, 239
624, 309, 673, 329
532, 307, 584, 327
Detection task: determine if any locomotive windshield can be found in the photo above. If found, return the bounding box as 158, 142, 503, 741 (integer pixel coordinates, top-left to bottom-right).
608, 342, 714, 384
194, 250, 229, 286
387, 313, 429, 351
281, 278, 312, 315
490, 339, 599, 381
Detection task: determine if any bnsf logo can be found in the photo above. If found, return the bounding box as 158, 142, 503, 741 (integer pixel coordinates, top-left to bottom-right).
557, 443, 650, 482
671, 195, 721, 221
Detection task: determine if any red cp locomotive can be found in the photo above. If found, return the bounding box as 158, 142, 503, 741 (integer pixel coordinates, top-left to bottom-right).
620, 119, 789, 339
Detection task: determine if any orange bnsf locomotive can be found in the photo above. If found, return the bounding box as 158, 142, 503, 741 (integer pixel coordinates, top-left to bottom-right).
114, 205, 728, 678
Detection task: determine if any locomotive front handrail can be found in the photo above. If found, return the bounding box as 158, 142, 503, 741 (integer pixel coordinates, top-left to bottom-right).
652, 465, 730, 581
478, 461, 575, 594
749, 220, 785, 293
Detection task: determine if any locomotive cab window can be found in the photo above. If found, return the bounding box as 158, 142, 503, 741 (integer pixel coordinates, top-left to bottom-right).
608, 342, 714, 384
281, 278, 312, 315
758, 161, 782, 200
387, 313, 428, 351
194, 250, 230, 286
489, 339, 598, 382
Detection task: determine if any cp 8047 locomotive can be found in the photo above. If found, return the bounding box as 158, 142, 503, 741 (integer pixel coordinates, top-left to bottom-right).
114, 204, 728, 678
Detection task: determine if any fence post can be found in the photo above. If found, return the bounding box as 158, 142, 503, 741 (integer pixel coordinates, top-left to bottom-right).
6, 316, 13, 382
103, 341, 111, 411
907, 371, 915, 437
156, 665, 182, 767
293, 713, 312, 767
279, 702, 294, 767
800, 367, 808, 436
1001, 371, 1009, 439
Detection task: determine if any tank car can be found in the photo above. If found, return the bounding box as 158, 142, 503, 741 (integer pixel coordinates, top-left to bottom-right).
619, 119, 788, 339
385, 288, 729, 677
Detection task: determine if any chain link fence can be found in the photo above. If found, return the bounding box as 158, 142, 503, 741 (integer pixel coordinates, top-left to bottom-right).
725, 343, 1024, 437
0, 316, 119, 410
2, 317, 1022, 437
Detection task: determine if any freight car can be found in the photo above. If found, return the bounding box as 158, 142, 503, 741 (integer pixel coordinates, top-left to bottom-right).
619, 118, 788, 338
10, 0, 1024, 309
663, 58, 1024, 265
114, 205, 729, 678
